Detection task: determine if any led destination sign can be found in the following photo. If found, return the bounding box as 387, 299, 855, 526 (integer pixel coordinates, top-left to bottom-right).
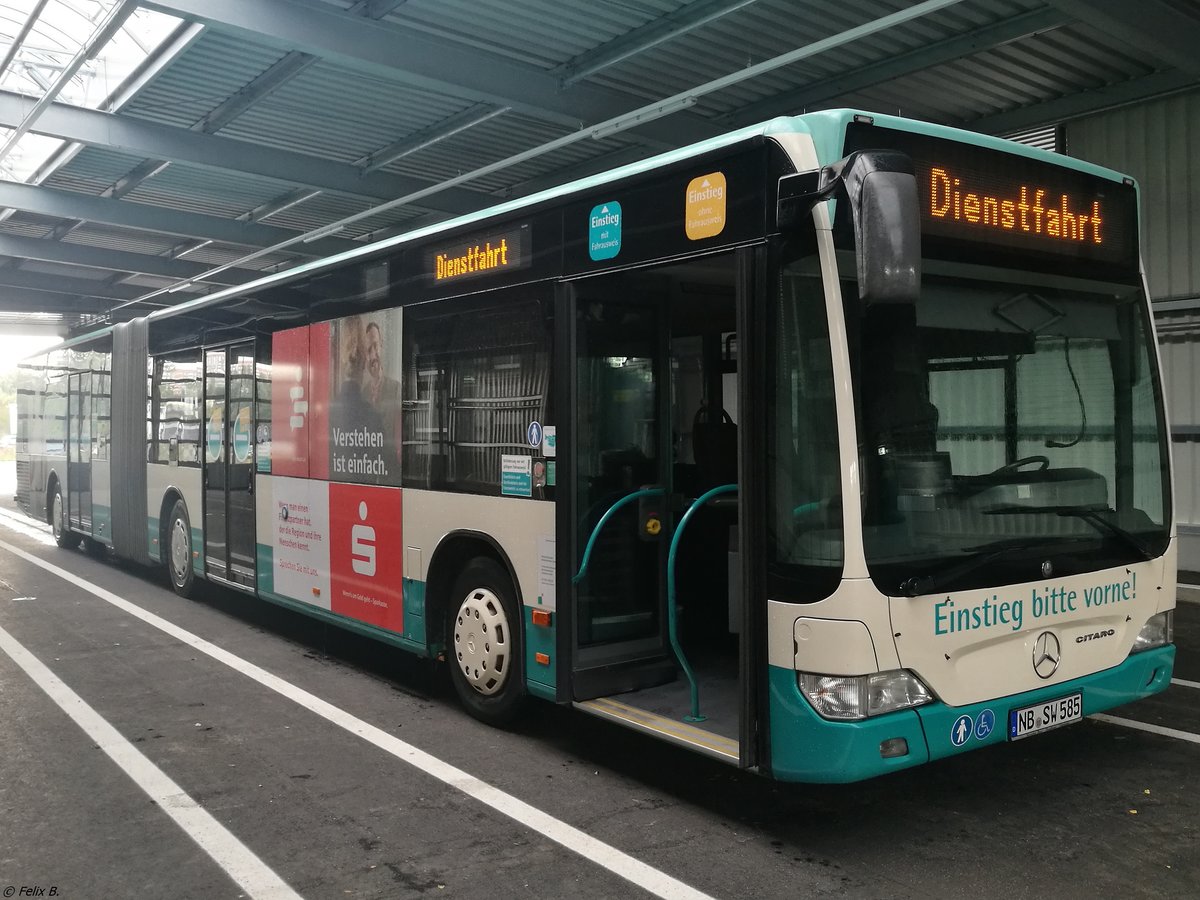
928, 167, 1104, 245
426, 225, 529, 283
841, 122, 1138, 274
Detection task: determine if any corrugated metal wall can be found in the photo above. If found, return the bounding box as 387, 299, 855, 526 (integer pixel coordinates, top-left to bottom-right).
1068, 89, 1200, 571
1069, 89, 1200, 304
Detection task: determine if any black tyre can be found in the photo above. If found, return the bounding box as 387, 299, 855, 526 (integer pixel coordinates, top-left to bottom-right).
165, 499, 196, 597
447, 557, 525, 725
49, 482, 81, 549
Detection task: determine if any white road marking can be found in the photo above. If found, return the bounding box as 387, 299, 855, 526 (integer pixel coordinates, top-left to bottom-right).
1091, 714, 1200, 745
1171, 678, 1200, 690
0, 535, 715, 900
0, 506, 56, 545
0, 623, 301, 900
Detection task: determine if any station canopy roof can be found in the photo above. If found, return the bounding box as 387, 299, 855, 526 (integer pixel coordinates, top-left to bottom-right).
0, 0, 1195, 334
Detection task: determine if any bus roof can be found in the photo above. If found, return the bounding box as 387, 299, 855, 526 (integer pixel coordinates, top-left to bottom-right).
43, 109, 1136, 354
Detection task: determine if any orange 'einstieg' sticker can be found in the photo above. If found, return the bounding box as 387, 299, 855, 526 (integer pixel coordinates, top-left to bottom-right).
685, 171, 727, 240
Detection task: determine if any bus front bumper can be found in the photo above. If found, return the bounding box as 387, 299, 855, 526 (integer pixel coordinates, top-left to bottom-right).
767, 645, 1175, 783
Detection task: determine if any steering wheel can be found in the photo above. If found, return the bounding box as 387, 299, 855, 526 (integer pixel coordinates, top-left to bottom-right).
989, 455, 1049, 476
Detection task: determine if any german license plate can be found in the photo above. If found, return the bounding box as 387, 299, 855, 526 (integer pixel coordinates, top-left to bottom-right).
1008, 693, 1082, 740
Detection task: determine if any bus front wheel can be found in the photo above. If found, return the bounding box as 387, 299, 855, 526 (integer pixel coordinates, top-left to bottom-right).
49, 482, 80, 549
166, 499, 196, 598
447, 558, 525, 725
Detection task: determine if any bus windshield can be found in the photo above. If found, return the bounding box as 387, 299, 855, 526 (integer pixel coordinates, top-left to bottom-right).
847, 263, 1170, 596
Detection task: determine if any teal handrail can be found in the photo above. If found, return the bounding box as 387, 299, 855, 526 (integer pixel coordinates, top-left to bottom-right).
572, 487, 665, 585
668, 483, 737, 723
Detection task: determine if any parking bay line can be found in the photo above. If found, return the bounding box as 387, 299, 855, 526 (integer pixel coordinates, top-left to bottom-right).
0, 536, 715, 900
0, 623, 302, 900
1172, 678, 1200, 690
1090, 714, 1200, 745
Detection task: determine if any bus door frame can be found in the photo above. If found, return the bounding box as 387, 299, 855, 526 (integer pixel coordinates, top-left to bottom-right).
555, 278, 674, 702
202, 339, 257, 590
554, 245, 764, 770
66, 370, 92, 532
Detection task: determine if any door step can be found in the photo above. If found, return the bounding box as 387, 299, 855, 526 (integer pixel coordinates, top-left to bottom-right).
574, 696, 739, 764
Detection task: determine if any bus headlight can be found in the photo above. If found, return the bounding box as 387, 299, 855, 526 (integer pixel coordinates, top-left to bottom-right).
1131, 611, 1173, 653
798, 670, 933, 721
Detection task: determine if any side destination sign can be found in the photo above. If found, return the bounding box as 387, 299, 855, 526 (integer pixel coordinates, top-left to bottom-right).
426, 224, 530, 283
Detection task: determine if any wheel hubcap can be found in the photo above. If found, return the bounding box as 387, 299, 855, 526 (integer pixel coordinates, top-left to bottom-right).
51, 492, 62, 539
170, 518, 190, 582
453, 587, 510, 696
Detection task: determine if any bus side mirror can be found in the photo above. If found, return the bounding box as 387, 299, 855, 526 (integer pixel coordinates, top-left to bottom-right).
777, 150, 921, 305
831, 150, 921, 305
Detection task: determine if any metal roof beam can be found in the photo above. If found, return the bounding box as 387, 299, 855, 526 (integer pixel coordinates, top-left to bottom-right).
0, 268, 144, 301
1046, 0, 1200, 76
0, 0, 52, 82
0, 89, 488, 214
360, 104, 510, 174
961, 69, 1199, 134
728, 7, 1071, 124
0, 0, 136, 162
195, 51, 318, 134
0, 288, 113, 314
556, 0, 761, 86
139, 0, 723, 147
0, 233, 261, 284
0, 181, 359, 256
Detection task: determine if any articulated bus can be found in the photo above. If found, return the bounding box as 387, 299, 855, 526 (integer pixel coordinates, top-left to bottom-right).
18, 111, 1175, 782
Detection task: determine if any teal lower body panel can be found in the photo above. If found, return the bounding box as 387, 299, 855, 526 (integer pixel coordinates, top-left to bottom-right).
523, 605, 556, 696
254, 543, 428, 652
768, 645, 1176, 783
257, 587, 429, 657
768, 666, 930, 783
401, 578, 427, 648
92, 504, 111, 544
257, 544, 273, 593
919, 645, 1175, 763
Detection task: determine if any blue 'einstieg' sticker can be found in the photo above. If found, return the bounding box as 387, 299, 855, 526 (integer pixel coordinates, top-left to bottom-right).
589, 202, 622, 260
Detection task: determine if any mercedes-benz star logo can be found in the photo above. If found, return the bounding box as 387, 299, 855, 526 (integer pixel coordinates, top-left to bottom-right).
1033, 631, 1061, 679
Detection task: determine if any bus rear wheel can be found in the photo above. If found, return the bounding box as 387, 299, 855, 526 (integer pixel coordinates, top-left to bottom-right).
447, 558, 525, 725
166, 499, 196, 598
49, 482, 80, 549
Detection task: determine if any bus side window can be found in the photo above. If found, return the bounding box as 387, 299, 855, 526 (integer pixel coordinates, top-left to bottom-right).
403, 290, 553, 497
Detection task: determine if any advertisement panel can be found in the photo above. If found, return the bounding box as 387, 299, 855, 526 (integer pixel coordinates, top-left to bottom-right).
325, 311, 403, 486
309, 321, 331, 480
270, 326, 310, 478
329, 482, 404, 631
270, 475, 331, 608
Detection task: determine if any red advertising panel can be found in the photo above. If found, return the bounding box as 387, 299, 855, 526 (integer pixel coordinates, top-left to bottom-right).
270, 325, 310, 478
328, 482, 403, 632
308, 321, 331, 480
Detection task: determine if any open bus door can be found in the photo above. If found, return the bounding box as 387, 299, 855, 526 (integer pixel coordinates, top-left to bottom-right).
203, 342, 257, 589
559, 249, 757, 767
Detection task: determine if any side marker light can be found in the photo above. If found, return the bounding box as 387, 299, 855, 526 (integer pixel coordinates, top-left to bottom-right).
880, 737, 909, 759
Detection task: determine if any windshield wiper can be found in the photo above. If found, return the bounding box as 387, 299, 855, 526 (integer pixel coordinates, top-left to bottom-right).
899, 539, 1048, 598
984, 504, 1154, 561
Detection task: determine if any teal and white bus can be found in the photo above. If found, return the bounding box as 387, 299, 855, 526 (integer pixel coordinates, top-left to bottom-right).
18, 110, 1175, 782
